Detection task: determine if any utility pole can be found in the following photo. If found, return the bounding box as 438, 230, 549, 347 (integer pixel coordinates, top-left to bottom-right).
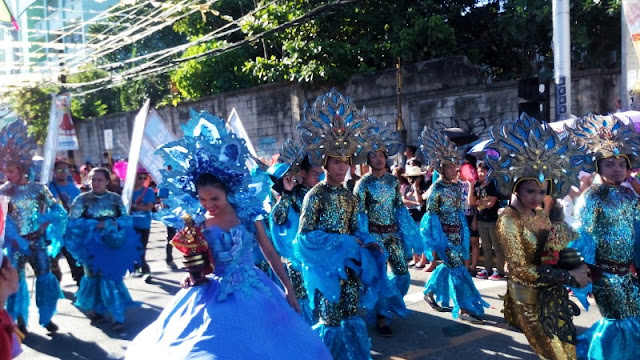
553, 0, 571, 120
395, 57, 406, 163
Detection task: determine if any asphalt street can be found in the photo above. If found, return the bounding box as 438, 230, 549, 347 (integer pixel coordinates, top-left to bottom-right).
18, 222, 602, 360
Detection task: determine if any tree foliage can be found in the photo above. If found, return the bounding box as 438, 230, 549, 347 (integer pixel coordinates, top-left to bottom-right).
169, 0, 621, 100
6, 83, 59, 144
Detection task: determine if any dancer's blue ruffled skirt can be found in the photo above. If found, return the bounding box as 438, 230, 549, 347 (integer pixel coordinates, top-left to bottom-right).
423, 264, 489, 317
75, 276, 137, 323
577, 316, 640, 360
314, 317, 371, 360
125, 268, 331, 360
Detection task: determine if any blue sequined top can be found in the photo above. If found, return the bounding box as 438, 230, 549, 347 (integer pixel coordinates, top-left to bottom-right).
68, 191, 126, 221
0, 182, 65, 236
299, 182, 359, 234
355, 173, 403, 226
573, 184, 640, 319
425, 180, 464, 228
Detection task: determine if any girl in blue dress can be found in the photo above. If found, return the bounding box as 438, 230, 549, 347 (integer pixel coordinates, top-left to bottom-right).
125, 110, 331, 360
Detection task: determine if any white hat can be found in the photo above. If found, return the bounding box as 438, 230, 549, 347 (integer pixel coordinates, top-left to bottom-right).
403, 165, 426, 177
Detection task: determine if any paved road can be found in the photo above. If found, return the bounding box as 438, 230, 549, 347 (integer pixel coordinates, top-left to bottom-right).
19, 222, 602, 360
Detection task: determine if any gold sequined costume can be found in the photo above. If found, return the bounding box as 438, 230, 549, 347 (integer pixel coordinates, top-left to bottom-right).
497, 207, 577, 360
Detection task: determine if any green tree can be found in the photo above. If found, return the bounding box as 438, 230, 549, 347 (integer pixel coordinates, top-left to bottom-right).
7, 84, 59, 144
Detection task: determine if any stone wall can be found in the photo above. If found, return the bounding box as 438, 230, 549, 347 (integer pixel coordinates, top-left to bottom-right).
73, 57, 621, 164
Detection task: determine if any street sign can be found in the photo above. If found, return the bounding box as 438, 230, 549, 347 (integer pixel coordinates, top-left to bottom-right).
104, 129, 113, 150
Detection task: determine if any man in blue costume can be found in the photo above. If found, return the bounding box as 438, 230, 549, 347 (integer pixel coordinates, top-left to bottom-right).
420, 128, 488, 324
48, 160, 84, 286
269, 142, 323, 325
0, 120, 67, 334
294, 89, 387, 360
568, 114, 640, 360
354, 123, 422, 337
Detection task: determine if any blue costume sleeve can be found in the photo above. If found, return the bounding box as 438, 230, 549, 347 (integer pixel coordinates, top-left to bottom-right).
268, 206, 299, 261
293, 230, 386, 310
569, 194, 595, 265
396, 206, 423, 256
4, 217, 30, 261
37, 185, 68, 256
459, 210, 470, 260
567, 194, 595, 310
420, 212, 447, 261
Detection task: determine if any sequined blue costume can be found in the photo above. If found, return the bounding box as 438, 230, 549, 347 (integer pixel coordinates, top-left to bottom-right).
269, 184, 316, 324
421, 180, 489, 317
126, 221, 332, 360
1, 182, 66, 327
65, 191, 140, 323
355, 172, 422, 320
295, 182, 387, 360
571, 184, 640, 360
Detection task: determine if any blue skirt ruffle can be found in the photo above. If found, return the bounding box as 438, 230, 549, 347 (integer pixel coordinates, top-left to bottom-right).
577, 316, 640, 360
75, 276, 137, 323
423, 264, 489, 317
314, 316, 371, 360
125, 268, 331, 360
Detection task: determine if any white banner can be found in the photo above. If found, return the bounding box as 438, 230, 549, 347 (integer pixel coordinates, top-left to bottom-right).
138, 109, 176, 184
56, 94, 79, 151
40, 94, 60, 184
122, 99, 150, 214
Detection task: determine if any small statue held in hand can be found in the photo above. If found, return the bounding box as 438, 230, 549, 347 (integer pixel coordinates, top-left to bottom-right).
171, 214, 213, 285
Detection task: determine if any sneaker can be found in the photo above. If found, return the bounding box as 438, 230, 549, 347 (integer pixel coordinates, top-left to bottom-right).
166, 260, 178, 270
143, 273, 153, 284
489, 272, 506, 281
459, 313, 485, 324
131, 269, 143, 278
44, 321, 59, 333
476, 270, 488, 279
112, 322, 125, 333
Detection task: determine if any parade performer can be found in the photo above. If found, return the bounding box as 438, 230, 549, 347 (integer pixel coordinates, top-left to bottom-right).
420, 128, 489, 323
65, 167, 141, 332
294, 89, 387, 360
48, 160, 85, 286
488, 114, 591, 360
130, 167, 157, 283
0, 195, 23, 359
0, 120, 66, 334
125, 110, 331, 360
354, 121, 422, 336
268, 139, 323, 325
567, 114, 640, 360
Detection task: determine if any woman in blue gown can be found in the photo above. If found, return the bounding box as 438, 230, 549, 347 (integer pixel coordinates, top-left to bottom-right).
126, 173, 331, 360
125, 110, 330, 360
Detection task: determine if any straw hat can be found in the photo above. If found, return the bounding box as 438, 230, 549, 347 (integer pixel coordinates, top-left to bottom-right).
402, 165, 426, 177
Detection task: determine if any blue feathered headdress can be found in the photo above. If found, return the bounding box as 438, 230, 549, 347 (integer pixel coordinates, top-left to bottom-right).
155, 110, 271, 225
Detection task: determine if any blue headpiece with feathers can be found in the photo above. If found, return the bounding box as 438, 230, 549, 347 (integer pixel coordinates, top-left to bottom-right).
0, 120, 36, 175
155, 110, 271, 226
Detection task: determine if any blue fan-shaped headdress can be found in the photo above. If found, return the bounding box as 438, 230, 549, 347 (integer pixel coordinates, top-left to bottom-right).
155, 110, 271, 225
565, 113, 640, 172
365, 118, 403, 157
277, 139, 306, 175
419, 127, 461, 172
0, 120, 36, 174
486, 114, 583, 198
297, 88, 375, 166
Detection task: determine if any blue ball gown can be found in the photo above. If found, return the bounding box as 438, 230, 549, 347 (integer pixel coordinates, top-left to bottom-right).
125, 222, 331, 360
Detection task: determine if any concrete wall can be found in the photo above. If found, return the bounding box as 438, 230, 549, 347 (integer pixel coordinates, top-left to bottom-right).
73, 56, 621, 164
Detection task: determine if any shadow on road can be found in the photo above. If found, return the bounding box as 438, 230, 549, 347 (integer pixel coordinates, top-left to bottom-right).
23, 332, 114, 360
370, 309, 538, 360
